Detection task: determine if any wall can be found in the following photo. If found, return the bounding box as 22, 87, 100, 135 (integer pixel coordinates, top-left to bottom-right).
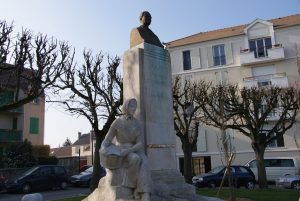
23, 97, 45, 145
170, 22, 300, 170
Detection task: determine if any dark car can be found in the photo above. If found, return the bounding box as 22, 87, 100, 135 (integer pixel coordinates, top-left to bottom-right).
70, 166, 106, 187
4, 165, 68, 193
80, 165, 92, 173
192, 165, 256, 189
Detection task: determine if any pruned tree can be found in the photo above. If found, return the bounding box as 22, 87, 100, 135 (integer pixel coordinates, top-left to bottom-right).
196, 83, 238, 200
52, 50, 122, 191
172, 76, 201, 184
0, 20, 72, 111
197, 82, 300, 188
196, 81, 300, 189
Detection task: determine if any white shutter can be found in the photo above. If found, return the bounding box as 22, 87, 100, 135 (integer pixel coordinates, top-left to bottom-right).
215, 71, 222, 85
197, 126, 207, 152
271, 76, 288, 87
225, 43, 233, 65
215, 71, 228, 85
191, 48, 201, 68
243, 80, 258, 88
207, 46, 213, 67
252, 66, 275, 77
225, 128, 234, 136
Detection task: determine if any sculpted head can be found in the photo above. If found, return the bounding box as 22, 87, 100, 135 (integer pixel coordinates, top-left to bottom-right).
139, 11, 151, 27
122, 98, 137, 117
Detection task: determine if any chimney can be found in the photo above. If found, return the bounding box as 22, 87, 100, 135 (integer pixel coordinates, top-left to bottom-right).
78, 132, 82, 139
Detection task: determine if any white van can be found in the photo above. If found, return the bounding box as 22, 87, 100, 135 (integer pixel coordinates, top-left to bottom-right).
245, 157, 300, 182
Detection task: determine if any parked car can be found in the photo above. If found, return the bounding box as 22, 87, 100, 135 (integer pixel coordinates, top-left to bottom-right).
192, 165, 256, 189
80, 165, 92, 172
4, 165, 68, 193
276, 174, 300, 189
70, 166, 106, 187
245, 157, 300, 182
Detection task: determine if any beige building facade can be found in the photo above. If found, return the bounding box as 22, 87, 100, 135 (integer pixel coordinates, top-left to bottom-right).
0, 93, 45, 156
166, 14, 300, 175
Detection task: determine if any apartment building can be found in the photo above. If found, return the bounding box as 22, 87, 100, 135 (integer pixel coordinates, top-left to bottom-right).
0, 69, 45, 157
165, 14, 300, 175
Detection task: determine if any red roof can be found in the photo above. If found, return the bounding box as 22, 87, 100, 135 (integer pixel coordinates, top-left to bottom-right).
165, 14, 300, 48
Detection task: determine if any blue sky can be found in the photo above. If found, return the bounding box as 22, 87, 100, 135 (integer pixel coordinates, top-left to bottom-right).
0, 0, 299, 147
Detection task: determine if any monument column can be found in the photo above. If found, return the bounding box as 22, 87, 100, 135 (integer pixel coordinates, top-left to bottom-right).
123, 43, 176, 170
123, 43, 195, 195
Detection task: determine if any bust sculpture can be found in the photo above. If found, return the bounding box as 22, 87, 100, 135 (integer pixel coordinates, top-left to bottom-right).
130, 11, 164, 48
100, 98, 151, 201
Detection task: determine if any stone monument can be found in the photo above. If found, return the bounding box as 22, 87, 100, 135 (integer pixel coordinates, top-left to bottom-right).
83, 11, 222, 201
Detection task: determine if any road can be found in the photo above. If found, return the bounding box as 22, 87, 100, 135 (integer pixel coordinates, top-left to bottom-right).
0, 187, 90, 201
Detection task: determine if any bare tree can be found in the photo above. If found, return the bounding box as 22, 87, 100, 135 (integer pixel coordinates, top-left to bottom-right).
52, 50, 122, 191
172, 77, 201, 184
196, 83, 236, 200
0, 20, 71, 111
196, 82, 299, 188
227, 85, 299, 188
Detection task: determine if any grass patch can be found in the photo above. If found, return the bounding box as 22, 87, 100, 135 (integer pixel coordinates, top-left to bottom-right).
53, 195, 86, 201
197, 188, 300, 201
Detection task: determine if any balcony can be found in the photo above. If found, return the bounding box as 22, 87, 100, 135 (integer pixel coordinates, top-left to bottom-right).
243, 73, 288, 88
0, 107, 23, 114
240, 44, 285, 66
0, 129, 22, 142
0, 91, 24, 114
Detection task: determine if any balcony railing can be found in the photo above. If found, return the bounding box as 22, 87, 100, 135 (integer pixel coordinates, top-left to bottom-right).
240, 44, 285, 66
243, 73, 288, 88
0, 129, 22, 142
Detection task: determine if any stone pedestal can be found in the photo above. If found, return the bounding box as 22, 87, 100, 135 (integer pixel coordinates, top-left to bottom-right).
123, 43, 195, 197
83, 170, 135, 201
83, 43, 223, 201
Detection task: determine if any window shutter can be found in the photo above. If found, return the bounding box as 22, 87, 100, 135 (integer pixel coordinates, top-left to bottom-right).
207, 46, 213, 67
191, 48, 201, 68
225, 128, 234, 136
215, 71, 222, 85
12, 118, 18, 130
225, 43, 233, 65
197, 126, 207, 152
244, 80, 258, 88
29, 117, 39, 134
271, 76, 288, 87
215, 71, 228, 85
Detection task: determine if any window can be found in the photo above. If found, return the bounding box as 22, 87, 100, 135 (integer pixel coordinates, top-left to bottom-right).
32, 98, 39, 104
249, 37, 272, 58
12, 118, 18, 130
213, 45, 226, 66
261, 132, 284, 148
40, 167, 52, 176
0, 90, 14, 105
249, 160, 256, 168
54, 166, 66, 175
29, 117, 39, 134
239, 166, 250, 173
182, 50, 191, 70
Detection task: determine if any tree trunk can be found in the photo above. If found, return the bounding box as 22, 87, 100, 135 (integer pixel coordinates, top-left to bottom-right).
253, 144, 268, 188
90, 132, 102, 191
183, 140, 193, 184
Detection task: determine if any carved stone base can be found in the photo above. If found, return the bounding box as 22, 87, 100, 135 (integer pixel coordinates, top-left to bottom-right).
151, 170, 195, 196
82, 169, 223, 201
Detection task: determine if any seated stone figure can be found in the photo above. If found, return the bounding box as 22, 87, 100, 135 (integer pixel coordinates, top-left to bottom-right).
130, 11, 164, 48
100, 98, 151, 201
